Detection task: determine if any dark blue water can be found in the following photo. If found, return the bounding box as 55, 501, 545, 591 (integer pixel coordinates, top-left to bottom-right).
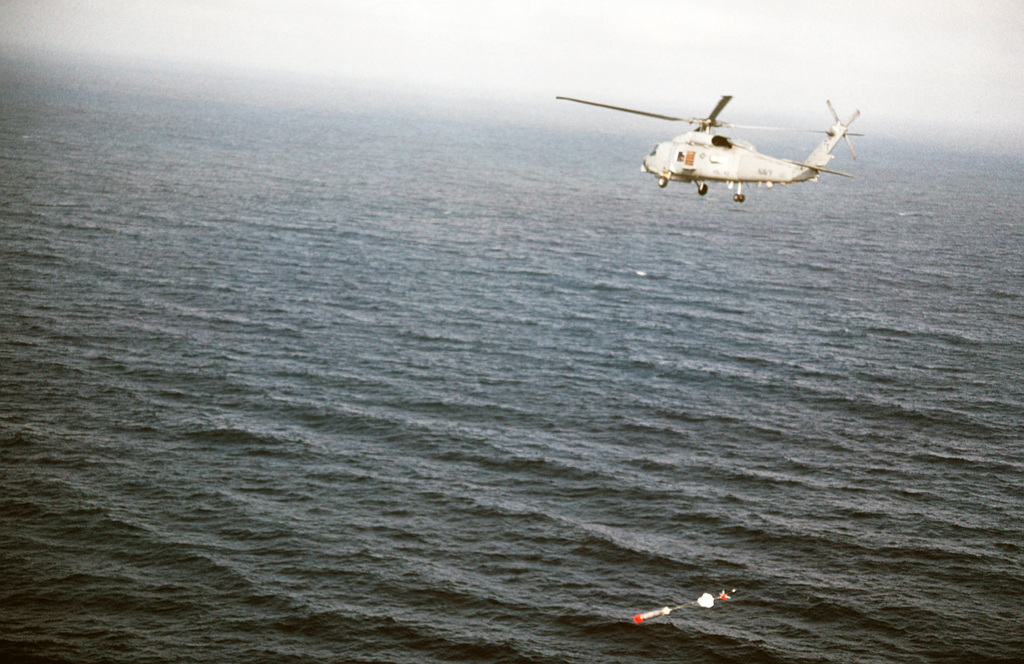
2, 59, 1023, 663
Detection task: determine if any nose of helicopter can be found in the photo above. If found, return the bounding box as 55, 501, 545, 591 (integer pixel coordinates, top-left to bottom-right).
641, 144, 661, 173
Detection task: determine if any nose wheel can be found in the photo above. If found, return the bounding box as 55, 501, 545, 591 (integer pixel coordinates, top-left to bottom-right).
732, 182, 745, 203
658, 174, 669, 188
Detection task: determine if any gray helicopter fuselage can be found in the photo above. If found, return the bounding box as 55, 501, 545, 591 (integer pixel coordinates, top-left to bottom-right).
642, 131, 814, 185
556, 95, 858, 201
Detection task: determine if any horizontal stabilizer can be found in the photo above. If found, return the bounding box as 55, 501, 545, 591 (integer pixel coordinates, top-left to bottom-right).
784, 160, 855, 178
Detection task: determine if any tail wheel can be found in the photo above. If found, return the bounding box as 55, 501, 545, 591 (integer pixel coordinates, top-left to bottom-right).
733, 194, 746, 203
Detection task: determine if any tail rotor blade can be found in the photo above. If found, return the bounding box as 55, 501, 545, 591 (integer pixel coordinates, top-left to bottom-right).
844, 135, 858, 160
827, 99, 840, 123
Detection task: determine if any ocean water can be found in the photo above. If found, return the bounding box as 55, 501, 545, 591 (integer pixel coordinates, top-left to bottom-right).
2, 60, 1023, 663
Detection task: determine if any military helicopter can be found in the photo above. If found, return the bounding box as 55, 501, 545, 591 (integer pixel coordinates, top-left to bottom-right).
556, 95, 860, 202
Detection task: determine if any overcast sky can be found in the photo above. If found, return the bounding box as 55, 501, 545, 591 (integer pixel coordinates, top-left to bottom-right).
3, 1, 1023, 140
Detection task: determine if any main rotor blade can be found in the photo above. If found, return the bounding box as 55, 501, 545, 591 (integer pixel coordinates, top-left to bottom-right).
728, 124, 823, 133
844, 135, 858, 159
555, 97, 688, 122
707, 95, 733, 123
724, 124, 865, 136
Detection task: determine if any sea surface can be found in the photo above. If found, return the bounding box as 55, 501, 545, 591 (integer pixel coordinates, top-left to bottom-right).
2, 59, 1023, 663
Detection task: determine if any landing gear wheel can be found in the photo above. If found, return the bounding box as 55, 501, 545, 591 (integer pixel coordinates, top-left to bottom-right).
733, 194, 745, 203
658, 176, 668, 188
697, 183, 708, 196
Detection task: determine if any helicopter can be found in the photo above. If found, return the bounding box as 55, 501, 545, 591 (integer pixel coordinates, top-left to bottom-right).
556, 95, 860, 202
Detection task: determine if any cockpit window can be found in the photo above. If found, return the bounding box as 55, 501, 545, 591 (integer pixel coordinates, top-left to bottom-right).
648, 146, 658, 156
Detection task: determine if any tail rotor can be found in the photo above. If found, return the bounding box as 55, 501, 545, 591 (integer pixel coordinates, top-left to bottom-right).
827, 100, 860, 159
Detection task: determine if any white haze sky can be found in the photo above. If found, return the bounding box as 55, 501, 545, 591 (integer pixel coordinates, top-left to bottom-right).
3, 0, 1023, 141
